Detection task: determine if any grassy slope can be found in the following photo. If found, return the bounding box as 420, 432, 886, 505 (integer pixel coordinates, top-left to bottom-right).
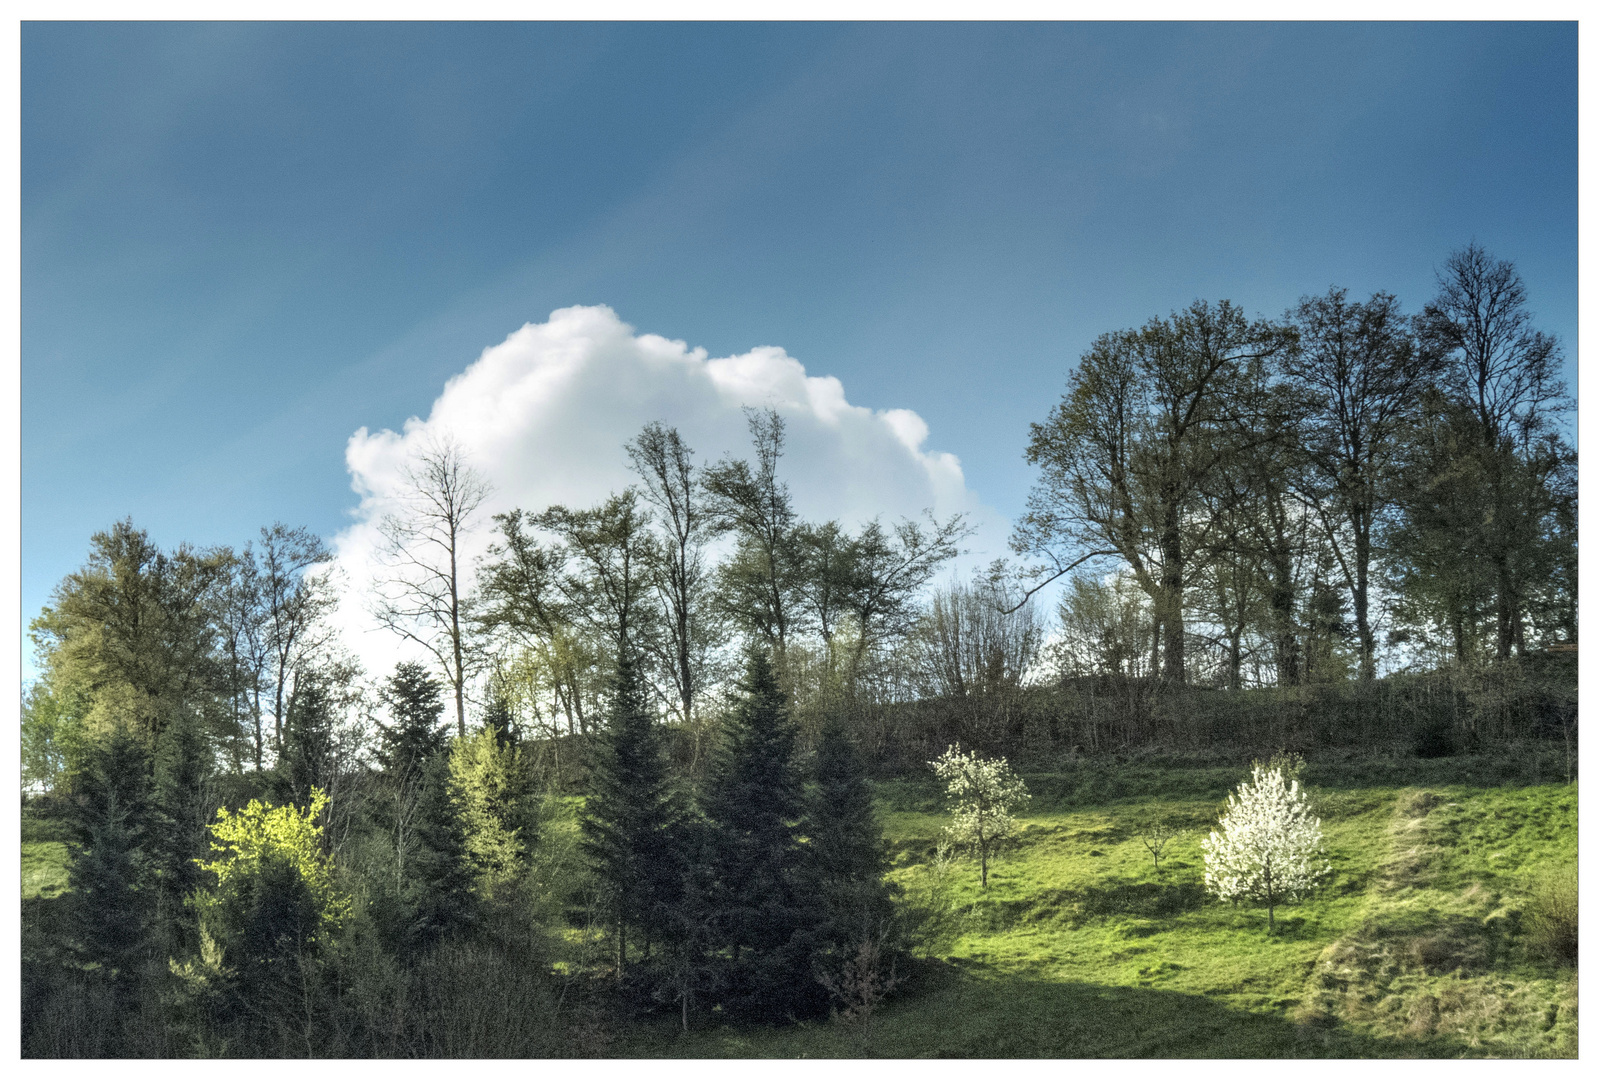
22, 813, 70, 901
624, 757, 1577, 1058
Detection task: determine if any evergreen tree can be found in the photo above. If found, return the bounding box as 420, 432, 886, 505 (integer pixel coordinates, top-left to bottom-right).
450, 725, 536, 898
405, 751, 479, 953
376, 661, 448, 780
275, 676, 335, 810
700, 647, 822, 1019
805, 718, 895, 954
482, 692, 519, 749
581, 651, 684, 975
66, 729, 154, 987
149, 707, 214, 953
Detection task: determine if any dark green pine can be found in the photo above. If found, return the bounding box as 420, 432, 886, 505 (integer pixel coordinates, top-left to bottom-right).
149, 707, 213, 953
274, 678, 335, 809
66, 728, 155, 987
405, 750, 479, 954
582, 650, 683, 974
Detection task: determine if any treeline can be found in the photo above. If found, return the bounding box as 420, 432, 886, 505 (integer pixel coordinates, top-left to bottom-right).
26, 245, 1571, 793
1023, 242, 1574, 688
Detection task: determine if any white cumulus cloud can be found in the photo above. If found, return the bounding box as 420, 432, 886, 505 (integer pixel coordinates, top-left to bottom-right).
329, 304, 1007, 681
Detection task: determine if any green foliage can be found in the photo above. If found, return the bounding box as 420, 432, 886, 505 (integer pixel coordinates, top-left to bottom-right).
22, 680, 82, 795
805, 717, 895, 950
1524, 863, 1577, 966
273, 677, 337, 809
149, 708, 214, 950
195, 788, 350, 970
449, 724, 535, 897
404, 751, 480, 952
64, 728, 155, 983
29, 519, 232, 750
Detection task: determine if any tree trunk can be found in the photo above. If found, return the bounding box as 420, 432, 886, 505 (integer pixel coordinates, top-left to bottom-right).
1353, 507, 1376, 681
1159, 514, 1186, 684
1495, 554, 1517, 661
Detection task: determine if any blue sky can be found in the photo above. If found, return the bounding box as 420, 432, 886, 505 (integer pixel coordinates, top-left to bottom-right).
21, 21, 1577, 668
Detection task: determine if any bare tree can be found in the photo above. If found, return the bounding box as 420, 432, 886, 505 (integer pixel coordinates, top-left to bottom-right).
921, 564, 1045, 696
627, 422, 718, 727
372, 436, 491, 737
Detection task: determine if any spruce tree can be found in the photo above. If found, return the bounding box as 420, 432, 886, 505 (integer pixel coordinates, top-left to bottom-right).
66, 729, 154, 988
805, 717, 895, 953
700, 647, 822, 1019
150, 708, 213, 953
275, 677, 335, 810
376, 661, 448, 781
581, 651, 684, 976
405, 751, 478, 954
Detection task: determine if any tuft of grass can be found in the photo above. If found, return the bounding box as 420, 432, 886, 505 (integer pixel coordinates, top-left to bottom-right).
1524, 865, 1577, 967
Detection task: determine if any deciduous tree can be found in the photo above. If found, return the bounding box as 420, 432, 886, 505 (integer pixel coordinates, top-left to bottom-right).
372, 436, 491, 737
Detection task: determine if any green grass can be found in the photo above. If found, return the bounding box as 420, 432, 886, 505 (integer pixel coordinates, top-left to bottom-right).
22, 841, 70, 901
622, 758, 1577, 1058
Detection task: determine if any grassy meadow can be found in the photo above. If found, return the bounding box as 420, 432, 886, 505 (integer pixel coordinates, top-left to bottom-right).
622, 750, 1578, 1058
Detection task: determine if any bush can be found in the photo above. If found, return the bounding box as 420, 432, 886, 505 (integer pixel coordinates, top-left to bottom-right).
1525, 865, 1577, 966
1412, 720, 1457, 759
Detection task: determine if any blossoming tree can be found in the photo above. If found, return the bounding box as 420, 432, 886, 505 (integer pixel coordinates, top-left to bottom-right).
1202, 764, 1329, 933
929, 744, 1031, 888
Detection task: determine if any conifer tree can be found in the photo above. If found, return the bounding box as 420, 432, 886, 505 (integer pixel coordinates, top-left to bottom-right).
581, 650, 684, 975
450, 725, 536, 898
66, 729, 154, 987
700, 647, 822, 1018
376, 661, 448, 780
150, 708, 213, 952
405, 751, 479, 952
275, 677, 335, 810
805, 718, 894, 953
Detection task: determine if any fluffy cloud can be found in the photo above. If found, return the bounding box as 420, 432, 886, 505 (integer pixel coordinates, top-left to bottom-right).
329, 304, 1006, 679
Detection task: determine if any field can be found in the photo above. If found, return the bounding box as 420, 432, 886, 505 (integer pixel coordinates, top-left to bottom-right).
622, 750, 1578, 1058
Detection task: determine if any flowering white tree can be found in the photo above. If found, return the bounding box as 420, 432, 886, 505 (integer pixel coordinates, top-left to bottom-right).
1202, 764, 1330, 933
929, 744, 1031, 888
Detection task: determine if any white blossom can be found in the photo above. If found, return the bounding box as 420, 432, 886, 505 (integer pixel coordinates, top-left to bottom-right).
1202, 764, 1330, 932
929, 744, 1031, 888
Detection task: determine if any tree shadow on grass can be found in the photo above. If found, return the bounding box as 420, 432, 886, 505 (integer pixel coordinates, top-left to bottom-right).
870, 965, 1475, 1058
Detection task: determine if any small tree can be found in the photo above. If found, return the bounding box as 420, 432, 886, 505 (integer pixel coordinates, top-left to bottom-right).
1138, 815, 1178, 875
928, 744, 1030, 888
1202, 764, 1329, 933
